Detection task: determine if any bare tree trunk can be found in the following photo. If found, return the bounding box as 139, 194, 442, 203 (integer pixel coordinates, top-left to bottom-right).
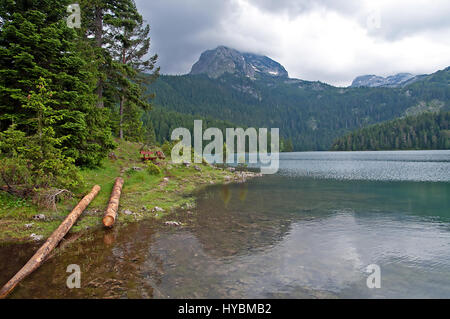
94, 7, 103, 48
0, 185, 101, 299
103, 177, 124, 227
119, 95, 125, 139
96, 78, 104, 108
119, 40, 128, 139
95, 6, 104, 108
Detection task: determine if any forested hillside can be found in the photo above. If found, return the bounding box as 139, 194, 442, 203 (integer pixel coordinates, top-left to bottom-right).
147, 66, 449, 150
331, 111, 450, 151
143, 106, 237, 145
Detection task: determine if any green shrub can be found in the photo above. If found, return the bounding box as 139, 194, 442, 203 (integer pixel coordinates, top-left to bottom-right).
0, 79, 83, 196
0, 186, 31, 209
161, 140, 176, 159
125, 168, 137, 176
146, 162, 161, 175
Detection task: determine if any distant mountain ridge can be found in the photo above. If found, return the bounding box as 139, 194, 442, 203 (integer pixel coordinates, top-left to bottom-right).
190, 46, 288, 79
147, 46, 450, 151
350, 72, 424, 88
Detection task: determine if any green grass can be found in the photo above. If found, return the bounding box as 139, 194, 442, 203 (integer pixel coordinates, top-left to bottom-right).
0, 139, 232, 243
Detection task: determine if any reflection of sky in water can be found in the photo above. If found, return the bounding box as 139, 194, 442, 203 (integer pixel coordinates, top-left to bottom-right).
148, 151, 450, 298
150, 210, 450, 298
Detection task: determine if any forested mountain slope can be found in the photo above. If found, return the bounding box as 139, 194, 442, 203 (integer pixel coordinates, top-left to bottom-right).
331, 111, 450, 151
146, 48, 449, 151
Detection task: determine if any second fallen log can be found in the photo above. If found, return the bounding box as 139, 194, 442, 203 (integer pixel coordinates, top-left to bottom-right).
103, 177, 124, 227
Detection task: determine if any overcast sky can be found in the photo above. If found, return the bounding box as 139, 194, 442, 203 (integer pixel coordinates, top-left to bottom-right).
135, 0, 450, 86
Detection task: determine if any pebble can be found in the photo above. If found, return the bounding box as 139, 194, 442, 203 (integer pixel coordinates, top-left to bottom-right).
164, 221, 181, 226
182, 161, 191, 167
33, 214, 46, 221
30, 233, 43, 241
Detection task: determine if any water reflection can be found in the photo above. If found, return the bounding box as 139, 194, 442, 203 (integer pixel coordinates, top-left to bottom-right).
1, 151, 450, 298
0, 222, 163, 298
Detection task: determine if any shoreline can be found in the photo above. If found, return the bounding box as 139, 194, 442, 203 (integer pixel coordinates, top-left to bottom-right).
0, 140, 262, 245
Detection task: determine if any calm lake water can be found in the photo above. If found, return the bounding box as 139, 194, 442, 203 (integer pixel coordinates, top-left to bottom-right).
1, 150, 450, 298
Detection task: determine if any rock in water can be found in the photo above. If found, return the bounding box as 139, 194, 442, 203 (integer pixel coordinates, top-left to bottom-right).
165, 221, 181, 226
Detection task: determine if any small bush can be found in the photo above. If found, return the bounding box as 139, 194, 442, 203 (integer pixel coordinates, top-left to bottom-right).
202, 156, 210, 166
125, 168, 137, 176
0, 191, 31, 209
146, 162, 161, 175
161, 141, 173, 159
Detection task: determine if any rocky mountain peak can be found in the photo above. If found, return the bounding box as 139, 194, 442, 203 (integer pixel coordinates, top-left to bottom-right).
351, 72, 418, 88
190, 46, 288, 79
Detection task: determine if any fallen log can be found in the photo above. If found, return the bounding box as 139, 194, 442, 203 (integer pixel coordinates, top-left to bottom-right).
0, 185, 101, 299
102, 177, 124, 228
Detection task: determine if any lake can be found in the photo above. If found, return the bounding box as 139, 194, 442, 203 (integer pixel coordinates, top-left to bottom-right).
1, 150, 449, 298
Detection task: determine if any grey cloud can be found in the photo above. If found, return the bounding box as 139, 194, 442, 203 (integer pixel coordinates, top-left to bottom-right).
135, 0, 234, 74
246, 0, 361, 17
364, 3, 450, 41
134, 0, 450, 85
250, 0, 450, 42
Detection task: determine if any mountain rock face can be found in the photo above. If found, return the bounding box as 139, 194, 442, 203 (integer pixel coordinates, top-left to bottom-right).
351, 73, 419, 88
190, 46, 288, 79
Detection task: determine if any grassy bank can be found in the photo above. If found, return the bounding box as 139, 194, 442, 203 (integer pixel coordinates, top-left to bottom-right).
0, 140, 256, 244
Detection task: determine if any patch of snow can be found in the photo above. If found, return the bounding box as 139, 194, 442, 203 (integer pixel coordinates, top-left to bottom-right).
250, 64, 260, 72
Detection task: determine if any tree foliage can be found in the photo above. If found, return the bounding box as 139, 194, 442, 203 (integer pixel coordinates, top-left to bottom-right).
0, 0, 114, 167
0, 79, 81, 195
331, 111, 450, 151
0, 0, 157, 197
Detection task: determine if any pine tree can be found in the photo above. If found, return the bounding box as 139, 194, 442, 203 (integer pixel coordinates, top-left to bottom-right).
0, 78, 82, 195
103, 0, 159, 140
0, 0, 114, 166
